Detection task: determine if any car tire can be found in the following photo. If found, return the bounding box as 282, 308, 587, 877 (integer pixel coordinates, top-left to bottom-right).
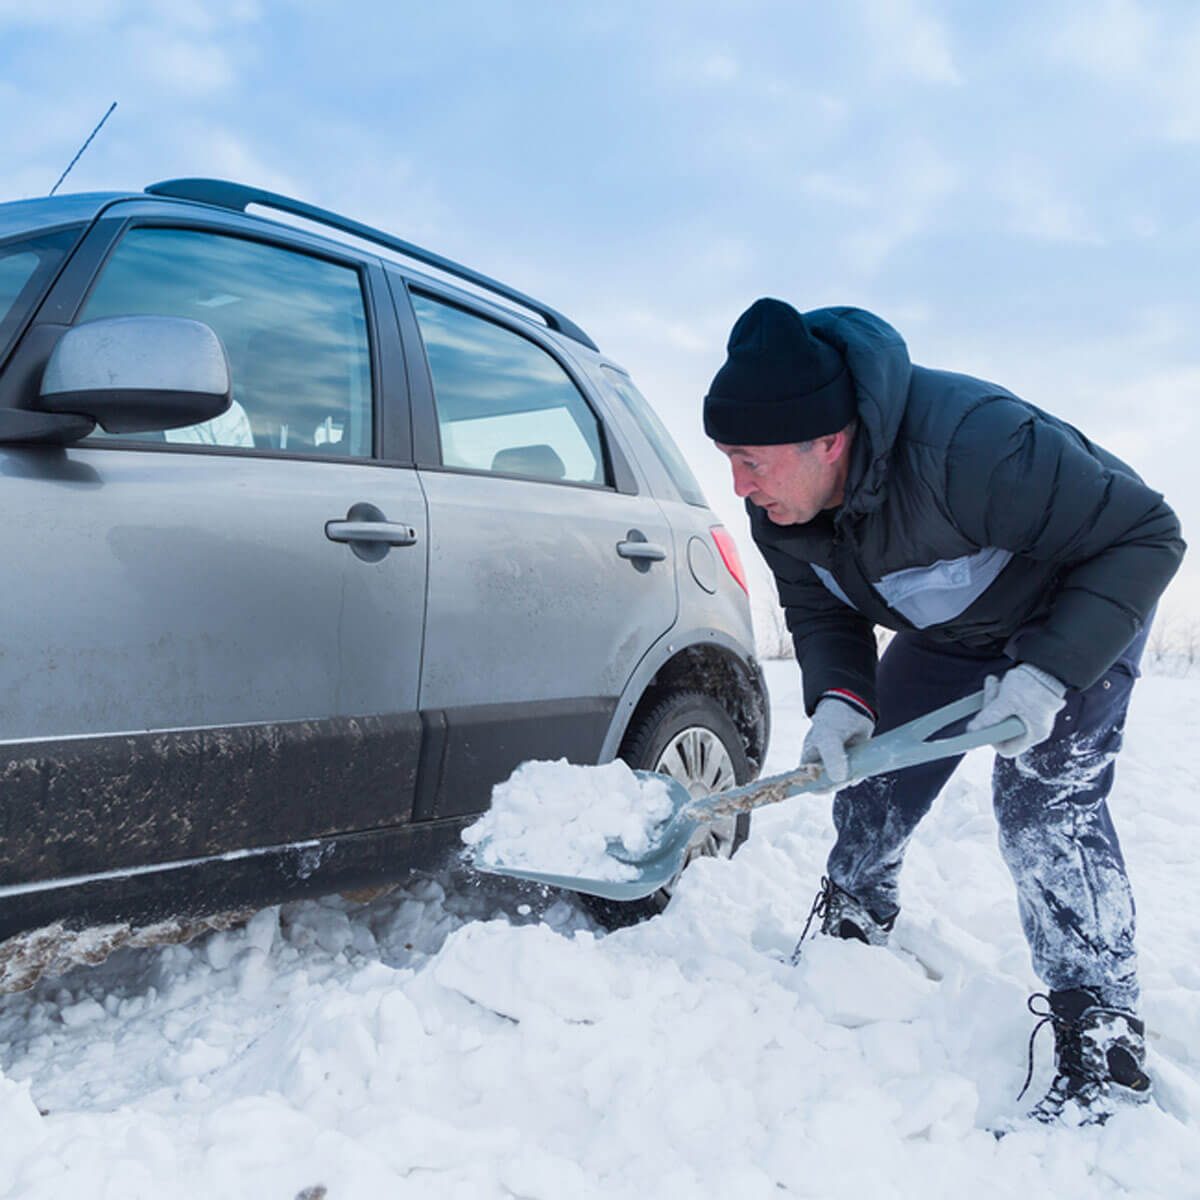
581, 690, 753, 929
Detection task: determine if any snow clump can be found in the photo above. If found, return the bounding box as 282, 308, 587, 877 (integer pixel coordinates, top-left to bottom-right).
461, 757, 675, 880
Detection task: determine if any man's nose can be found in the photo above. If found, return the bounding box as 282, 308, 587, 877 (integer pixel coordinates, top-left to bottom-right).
731, 464, 753, 497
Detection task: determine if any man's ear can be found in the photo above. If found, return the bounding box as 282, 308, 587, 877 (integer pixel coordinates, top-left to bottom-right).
815, 430, 845, 463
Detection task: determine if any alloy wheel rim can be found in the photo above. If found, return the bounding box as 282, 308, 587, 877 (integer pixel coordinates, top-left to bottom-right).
653, 725, 739, 871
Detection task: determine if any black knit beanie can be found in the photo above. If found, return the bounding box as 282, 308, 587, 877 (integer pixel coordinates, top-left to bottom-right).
703, 298, 856, 445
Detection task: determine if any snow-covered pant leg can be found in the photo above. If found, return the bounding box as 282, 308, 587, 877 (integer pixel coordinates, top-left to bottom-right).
827, 634, 1004, 919
992, 629, 1148, 1012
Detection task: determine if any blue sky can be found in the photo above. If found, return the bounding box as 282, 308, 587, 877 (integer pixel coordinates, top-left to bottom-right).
3, 0, 1198, 624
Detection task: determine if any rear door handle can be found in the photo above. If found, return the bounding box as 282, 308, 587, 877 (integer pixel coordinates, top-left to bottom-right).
617, 530, 667, 566
326, 502, 419, 562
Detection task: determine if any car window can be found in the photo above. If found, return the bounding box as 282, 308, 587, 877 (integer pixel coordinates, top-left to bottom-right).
410, 291, 608, 485
79, 227, 373, 457
0, 228, 82, 363
600, 366, 709, 507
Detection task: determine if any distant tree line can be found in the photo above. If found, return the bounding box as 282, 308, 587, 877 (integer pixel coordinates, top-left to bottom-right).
1143, 608, 1200, 676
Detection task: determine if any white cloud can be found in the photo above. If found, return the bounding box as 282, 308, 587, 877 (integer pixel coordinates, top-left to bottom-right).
694, 52, 741, 85
1048, 1, 1200, 143
856, 0, 963, 85
597, 307, 711, 355
0, 0, 121, 28
0, 0, 258, 33
1159, 21, 1200, 142
662, 45, 742, 89
843, 141, 960, 274
797, 172, 873, 209
998, 166, 1105, 245
157, 0, 262, 36
1123, 306, 1188, 353
1129, 213, 1159, 239
128, 26, 237, 94
1051, 0, 1156, 79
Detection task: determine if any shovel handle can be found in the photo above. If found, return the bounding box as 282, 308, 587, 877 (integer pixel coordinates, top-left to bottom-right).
686, 689, 1024, 821
843, 689, 1025, 782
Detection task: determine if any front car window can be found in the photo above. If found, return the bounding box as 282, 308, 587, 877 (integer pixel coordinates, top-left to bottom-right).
80, 228, 373, 457
0, 228, 82, 363
410, 291, 609, 486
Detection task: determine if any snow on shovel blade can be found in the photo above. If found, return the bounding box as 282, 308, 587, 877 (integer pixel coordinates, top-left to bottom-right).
474, 690, 1023, 902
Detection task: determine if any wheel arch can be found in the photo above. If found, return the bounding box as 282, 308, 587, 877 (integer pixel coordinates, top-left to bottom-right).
599, 629, 769, 776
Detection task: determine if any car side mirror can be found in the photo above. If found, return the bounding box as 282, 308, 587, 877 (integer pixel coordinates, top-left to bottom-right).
38, 315, 232, 434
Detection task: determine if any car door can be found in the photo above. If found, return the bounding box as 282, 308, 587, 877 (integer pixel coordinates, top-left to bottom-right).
392, 279, 678, 818
0, 217, 428, 888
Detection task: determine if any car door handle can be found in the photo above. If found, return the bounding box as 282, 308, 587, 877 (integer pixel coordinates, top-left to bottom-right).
326, 502, 419, 563
325, 519, 418, 547
616, 533, 667, 562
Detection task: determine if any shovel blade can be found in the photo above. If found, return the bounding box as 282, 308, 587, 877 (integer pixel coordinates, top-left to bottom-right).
471, 770, 701, 900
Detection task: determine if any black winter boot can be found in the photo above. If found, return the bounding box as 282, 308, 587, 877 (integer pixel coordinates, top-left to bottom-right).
792, 877, 896, 962
1022, 988, 1152, 1127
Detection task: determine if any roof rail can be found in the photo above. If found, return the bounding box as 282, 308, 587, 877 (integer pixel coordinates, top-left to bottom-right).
144, 177, 599, 351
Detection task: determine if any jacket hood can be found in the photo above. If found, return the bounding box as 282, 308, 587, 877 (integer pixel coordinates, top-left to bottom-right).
804, 307, 911, 516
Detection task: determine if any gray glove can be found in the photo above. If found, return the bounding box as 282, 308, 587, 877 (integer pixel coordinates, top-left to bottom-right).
966, 663, 1067, 757
801, 697, 876, 785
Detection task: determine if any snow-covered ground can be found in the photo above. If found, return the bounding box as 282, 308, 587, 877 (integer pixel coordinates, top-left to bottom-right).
2, 662, 1199, 1199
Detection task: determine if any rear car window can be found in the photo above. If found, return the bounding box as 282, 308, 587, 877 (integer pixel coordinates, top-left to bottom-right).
80, 227, 373, 457
410, 290, 609, 486
600, 366, 708, 507
0, 227, 82, 363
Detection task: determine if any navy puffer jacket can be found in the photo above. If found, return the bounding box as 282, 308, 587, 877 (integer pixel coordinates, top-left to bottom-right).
749, 307, 1185, 714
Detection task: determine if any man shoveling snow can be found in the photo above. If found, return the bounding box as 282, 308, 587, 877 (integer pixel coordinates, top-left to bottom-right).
705, 298, 1184, 1128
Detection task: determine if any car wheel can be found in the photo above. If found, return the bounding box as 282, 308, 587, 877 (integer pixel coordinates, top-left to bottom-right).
582, 690, 753, 929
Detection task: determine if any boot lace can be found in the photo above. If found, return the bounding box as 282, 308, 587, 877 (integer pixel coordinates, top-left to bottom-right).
1017, 993, 1060, 1100
789, 876, 835, 965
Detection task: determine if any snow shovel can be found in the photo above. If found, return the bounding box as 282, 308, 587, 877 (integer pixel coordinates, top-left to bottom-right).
475, 689, 1024, 902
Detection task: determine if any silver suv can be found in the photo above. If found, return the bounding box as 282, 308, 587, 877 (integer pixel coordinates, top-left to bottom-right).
0, 179, 767, 981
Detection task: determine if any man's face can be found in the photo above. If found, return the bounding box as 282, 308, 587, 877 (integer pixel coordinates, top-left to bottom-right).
715, 440, 842, 525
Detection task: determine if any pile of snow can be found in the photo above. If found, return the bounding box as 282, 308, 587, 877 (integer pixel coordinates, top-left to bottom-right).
462, 757, 675, 880
1, 665, 1198, 1198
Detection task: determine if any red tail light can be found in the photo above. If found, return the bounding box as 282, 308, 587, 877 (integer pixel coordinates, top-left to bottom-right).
710, 525, 748, 595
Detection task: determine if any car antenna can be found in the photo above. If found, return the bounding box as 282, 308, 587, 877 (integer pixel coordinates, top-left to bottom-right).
49, 101, 118, 197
